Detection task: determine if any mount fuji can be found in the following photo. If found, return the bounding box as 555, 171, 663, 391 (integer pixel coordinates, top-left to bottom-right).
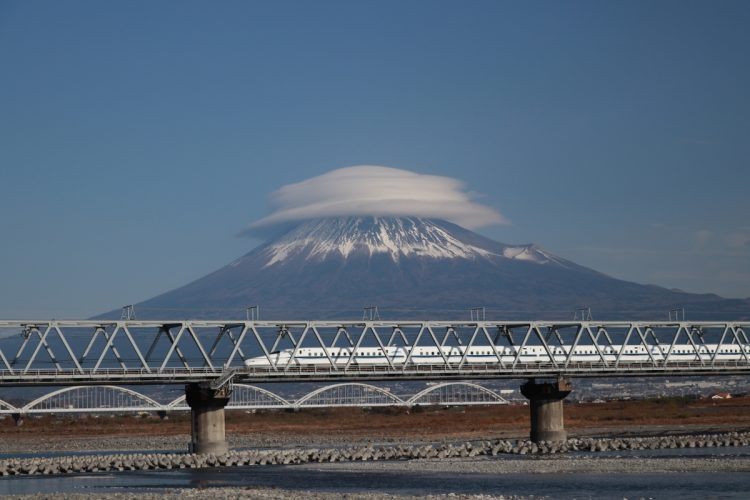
112, 216, 749, 320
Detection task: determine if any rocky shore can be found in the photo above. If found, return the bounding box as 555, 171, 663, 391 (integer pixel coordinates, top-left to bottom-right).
4, 423, 749, 456
2, 431, 750, 477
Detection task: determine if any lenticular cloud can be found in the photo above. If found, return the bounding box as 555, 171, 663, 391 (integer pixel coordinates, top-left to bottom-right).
241, 166, 507, 236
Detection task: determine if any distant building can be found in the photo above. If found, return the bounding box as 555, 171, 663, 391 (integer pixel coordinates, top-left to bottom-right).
710, 392, 732, 400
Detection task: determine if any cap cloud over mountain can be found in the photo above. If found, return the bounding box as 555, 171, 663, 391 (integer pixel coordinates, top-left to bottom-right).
107, 216, 750, 320
239, 165, 507, 237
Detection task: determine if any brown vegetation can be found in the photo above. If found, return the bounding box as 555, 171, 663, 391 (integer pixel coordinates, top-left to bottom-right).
3, 396, 750, 443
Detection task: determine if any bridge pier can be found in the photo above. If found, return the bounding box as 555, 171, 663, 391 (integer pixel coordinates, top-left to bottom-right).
185, 383, 232, 455
11, 413, 23, 427
520, 377, 572, 443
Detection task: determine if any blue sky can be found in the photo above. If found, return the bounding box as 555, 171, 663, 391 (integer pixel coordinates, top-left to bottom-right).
1, 0, 748, 318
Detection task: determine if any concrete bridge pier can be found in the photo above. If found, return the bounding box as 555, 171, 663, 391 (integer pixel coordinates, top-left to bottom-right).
520, 377, 572, 443
185, 383, 232, 455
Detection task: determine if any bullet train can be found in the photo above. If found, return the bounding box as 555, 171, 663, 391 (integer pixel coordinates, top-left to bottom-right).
244, 343, 750, 367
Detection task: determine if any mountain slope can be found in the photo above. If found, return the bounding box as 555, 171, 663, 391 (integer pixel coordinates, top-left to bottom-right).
113, 217, 749, 320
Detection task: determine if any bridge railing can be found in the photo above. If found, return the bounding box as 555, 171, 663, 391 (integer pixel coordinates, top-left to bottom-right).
0, 320, 748, 384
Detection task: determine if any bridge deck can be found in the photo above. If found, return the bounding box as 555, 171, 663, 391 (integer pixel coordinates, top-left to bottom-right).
0, 320, 747, 385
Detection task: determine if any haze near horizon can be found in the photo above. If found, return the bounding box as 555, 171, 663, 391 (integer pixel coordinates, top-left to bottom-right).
0, 1, 749, 318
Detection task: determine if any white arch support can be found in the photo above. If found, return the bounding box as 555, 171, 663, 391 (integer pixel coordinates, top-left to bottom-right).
295, 383, 406, 408
407, 382, 509, 406
0, 399, 18, 414
22, 385, 164, 414
227, 384, 290, 408
167, 395, 188, 410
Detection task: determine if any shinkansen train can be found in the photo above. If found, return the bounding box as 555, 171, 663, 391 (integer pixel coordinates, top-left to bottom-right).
244, 344, 750, 367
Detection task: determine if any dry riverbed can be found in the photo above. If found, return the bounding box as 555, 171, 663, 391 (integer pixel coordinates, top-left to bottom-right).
3, 396, 750, 454
10, 489, 529, 500
2, 399, 750, 498
2, 432, 750, 476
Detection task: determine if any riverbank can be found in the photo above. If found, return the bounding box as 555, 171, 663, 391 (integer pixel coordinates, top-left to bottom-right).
10, 490, 531, 500
3, 431, 750, 476
2, 396, 750, 454
4, 444, 750, 499
2, 393, 749, 499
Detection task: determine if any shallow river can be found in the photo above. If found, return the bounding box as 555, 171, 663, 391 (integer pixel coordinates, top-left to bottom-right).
2, 448, 750, 498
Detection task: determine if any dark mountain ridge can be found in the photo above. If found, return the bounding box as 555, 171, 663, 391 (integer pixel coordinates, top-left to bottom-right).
104, 217, 749, 320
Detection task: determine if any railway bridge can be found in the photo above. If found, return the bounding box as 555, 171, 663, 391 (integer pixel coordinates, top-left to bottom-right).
1, 319, 748, 453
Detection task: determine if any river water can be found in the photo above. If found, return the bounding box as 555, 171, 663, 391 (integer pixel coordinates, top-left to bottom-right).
2, 448, 750, 498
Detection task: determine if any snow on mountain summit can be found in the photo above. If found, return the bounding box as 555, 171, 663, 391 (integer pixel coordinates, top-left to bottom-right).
258, 216, 560, 267
261, 217, 493, 266
108, 217, 750, 321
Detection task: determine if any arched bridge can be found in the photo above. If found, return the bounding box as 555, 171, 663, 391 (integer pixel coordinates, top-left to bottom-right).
0, 382, 510, 416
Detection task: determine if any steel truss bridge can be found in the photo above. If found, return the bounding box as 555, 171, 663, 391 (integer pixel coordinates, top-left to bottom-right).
0, 382, 510, 417
0, 320, 749, 386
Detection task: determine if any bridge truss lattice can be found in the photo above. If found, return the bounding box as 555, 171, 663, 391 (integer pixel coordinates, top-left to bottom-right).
0, 320, 748, 385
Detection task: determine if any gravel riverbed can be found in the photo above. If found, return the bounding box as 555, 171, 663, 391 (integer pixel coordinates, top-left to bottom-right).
2, 431, 750, 477
0, 433, 436, 455
9, 489, 528, 499
4, 423, 748, 455
5, 453, 750, 499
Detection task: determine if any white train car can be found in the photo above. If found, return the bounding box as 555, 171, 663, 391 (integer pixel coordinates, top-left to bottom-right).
245, 343, 750, 367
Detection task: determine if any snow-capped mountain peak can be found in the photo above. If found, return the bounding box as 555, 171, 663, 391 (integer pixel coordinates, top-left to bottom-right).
115, 217, 750, 321
260, 217, 495, 267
